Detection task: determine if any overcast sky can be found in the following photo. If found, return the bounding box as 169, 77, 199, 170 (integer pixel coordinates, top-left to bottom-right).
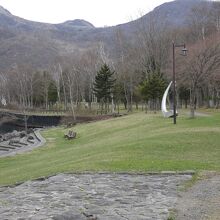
0, 0, 174, 27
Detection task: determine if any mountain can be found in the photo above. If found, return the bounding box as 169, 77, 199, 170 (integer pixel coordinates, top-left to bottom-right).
61, 19, 95, 29
0, 0, 215, 71
141, 0, 207, 26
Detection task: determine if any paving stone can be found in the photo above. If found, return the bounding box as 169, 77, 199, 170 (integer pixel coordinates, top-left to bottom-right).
0, 174, 192, 219
53, 211, 86, 220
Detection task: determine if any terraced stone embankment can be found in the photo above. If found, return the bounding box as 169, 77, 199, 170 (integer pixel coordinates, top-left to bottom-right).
0, 129, 45, 158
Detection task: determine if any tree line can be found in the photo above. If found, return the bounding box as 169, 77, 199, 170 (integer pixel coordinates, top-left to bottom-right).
0, 1, 220, 119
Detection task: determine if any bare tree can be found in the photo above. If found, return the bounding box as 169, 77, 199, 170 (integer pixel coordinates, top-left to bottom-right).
186, 2, 216, 42
180, 35, 220, 118
210, 70, 220, 108
50, 64, 62, 105
80, 48, 100, 109
114, 27, 138, 112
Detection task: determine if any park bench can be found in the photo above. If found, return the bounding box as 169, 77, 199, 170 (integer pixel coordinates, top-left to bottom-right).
64, 130, 76, 140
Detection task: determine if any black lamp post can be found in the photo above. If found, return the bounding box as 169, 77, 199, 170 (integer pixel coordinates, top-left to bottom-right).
172, 42, 187, 124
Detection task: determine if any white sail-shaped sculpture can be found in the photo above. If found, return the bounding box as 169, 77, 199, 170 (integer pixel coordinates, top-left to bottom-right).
161, 81, 176, 118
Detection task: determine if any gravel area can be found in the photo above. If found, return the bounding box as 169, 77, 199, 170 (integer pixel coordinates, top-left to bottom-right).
0, 173, 192, 220
175, 173, 220, 220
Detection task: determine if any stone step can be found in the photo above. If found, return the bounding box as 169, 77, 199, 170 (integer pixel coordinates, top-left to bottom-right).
27, 139, 35, 144
0, 147, 9, 151
9, 143, 24, 148
0, 145, 16, 150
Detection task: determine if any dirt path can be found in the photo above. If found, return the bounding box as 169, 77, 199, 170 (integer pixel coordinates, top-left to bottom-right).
176, 172, 220, 220
186, 111, 211, 117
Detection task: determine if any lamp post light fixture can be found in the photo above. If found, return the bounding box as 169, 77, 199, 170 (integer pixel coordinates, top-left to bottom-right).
172, 42, 188, 125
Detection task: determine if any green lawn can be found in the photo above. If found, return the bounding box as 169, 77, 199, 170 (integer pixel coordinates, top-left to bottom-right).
0, 111, 220, 185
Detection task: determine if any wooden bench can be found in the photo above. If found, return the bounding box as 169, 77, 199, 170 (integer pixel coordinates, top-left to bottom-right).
64, 130, 76, 140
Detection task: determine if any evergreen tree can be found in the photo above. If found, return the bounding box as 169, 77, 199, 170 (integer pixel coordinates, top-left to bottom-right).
93, 64, 115, 113
139, 72, 166, 112
48, 81, 58, 103
113, 82, 126, 113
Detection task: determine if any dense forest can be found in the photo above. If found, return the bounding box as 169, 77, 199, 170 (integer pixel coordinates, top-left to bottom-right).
0, 0, 220, 119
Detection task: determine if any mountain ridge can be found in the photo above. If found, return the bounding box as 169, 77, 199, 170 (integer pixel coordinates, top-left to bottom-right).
0, 6, 11, 16
0, 0, 215, 71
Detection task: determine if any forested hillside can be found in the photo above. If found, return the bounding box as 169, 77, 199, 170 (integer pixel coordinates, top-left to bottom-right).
0, 0, 219, 117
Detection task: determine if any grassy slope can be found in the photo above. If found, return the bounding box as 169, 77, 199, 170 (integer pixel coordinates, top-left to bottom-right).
0, 111, 220, 185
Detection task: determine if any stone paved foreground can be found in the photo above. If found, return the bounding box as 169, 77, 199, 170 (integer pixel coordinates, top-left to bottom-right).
0, 174, 192, 220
